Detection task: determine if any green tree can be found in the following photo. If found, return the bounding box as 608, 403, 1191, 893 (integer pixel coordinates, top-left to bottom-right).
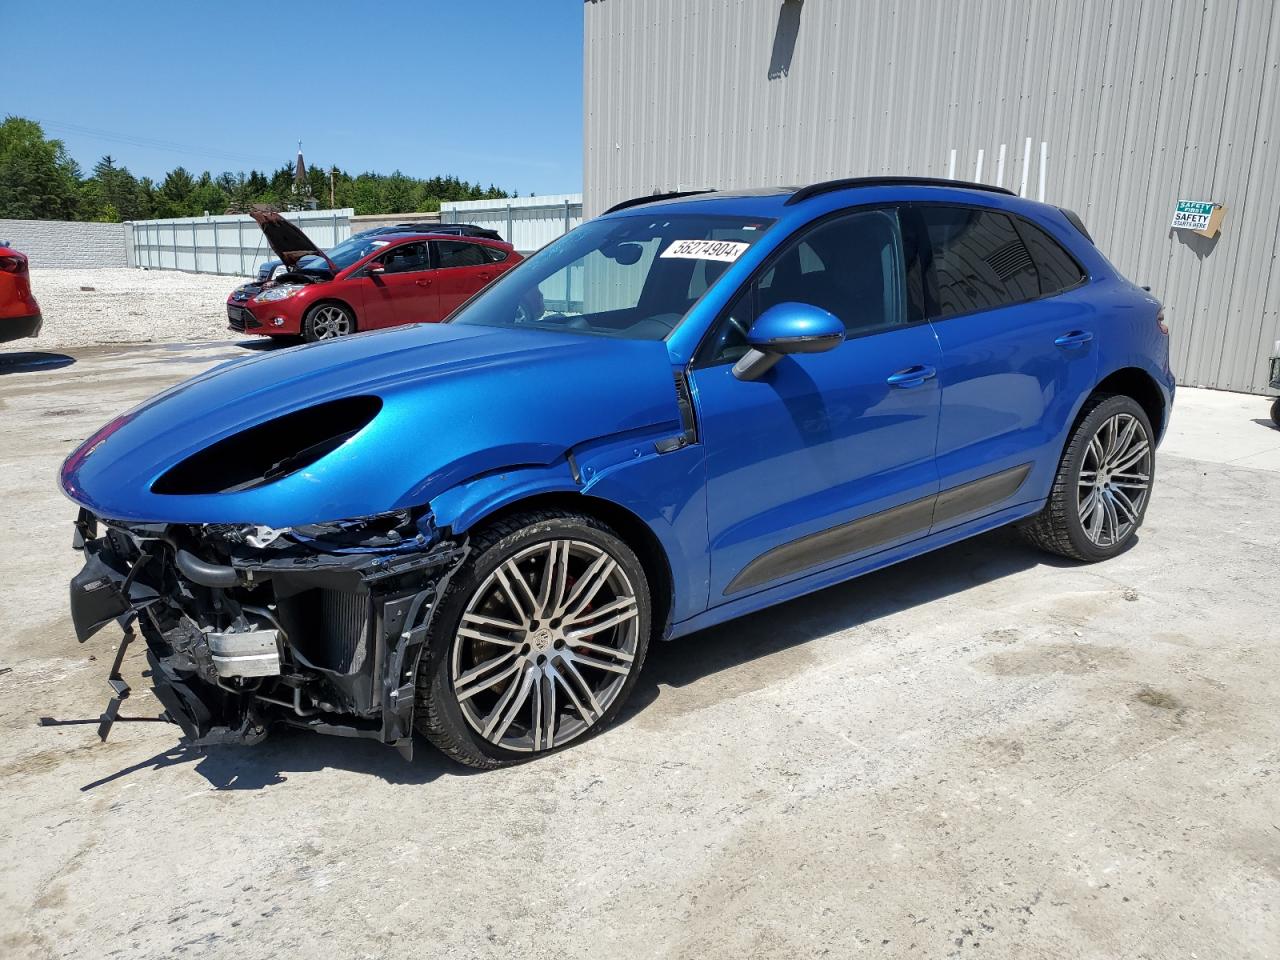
155, 166, 197, 217
190, 171, 227, 216
0, 116, 82, 219
84, 155, 149, 221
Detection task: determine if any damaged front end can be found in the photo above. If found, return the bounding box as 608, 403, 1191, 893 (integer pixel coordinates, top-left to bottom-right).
69, 506, 465, 756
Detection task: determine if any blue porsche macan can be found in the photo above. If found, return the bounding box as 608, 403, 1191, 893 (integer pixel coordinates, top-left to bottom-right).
62, 178, 1174, 767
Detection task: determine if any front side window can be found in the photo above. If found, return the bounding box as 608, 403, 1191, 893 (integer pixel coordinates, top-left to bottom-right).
700, 208, 907, 363
325, 236, 391, 271
435, 240, 490, 269
450, 213, 774, 341
377, 241, 429, 274
919, 207, 1039, 318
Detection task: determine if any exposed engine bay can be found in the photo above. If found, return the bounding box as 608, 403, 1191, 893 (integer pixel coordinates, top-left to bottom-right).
69, 506, 465, 756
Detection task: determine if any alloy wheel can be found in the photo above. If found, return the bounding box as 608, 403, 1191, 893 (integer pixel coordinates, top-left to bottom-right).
450, 539, 641, 752
312, 306, 352, 339
1077, 412, 1152, 546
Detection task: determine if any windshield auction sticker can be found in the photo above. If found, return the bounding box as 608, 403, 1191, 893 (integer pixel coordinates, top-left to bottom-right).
660, 239, 750, 262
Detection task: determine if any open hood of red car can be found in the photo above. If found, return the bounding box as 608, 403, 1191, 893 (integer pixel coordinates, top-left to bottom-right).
249, 211, 338, 272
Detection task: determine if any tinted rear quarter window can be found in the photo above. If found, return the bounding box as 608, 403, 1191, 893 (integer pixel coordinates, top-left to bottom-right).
435, 240, 489, 268
920, 207, 1039, 318
1014, 219, 1087, 296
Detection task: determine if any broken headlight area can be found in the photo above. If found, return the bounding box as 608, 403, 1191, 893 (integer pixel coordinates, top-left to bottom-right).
68, 506, 465, 756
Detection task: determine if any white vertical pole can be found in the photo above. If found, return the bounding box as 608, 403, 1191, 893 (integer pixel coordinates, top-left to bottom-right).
947, 148, 957, 180
1038, 141, 1048, 202
1019, 137, 1032, 197
995, 143, 1007, 187
974, 148, 985, 182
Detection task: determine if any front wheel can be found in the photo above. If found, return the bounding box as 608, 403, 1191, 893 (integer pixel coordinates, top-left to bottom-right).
417, 511, 651, 768
302, 302, 355, 342
1021, 393, 1155, 562
1270, 396, 1280, 427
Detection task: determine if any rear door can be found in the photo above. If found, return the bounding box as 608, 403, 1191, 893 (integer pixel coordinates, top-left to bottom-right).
358, 241, 436, 329
914, 205, 1096, 531
432, 240, 499, 316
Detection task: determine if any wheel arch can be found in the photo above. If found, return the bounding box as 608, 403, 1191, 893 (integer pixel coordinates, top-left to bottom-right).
448, 490, 676, 642
1093, 366, 1167, 440
304, 296, 359, 329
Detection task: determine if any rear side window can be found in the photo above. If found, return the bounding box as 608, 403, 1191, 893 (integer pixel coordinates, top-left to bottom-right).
1014, 219, 1086, 296
919, 207, 1039, 319
434, 240, 489, 269
482, 246, 509, 263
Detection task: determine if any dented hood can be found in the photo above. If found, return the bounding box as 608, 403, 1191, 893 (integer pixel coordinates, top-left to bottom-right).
250, 211, 336, 271
60, 324, 683, 527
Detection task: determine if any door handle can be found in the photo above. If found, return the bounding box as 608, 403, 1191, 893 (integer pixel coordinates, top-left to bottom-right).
1054, 330, 1094, 348
478, 272, 492, 281
415, 278, 433, 287
886, 364, 937, 388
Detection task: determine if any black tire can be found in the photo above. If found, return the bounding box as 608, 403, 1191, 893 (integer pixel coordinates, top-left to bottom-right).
1271, 396, 1280, 428
1020, 393, 1156, 562
416, 510, 652, 769
302, 302, 356, 343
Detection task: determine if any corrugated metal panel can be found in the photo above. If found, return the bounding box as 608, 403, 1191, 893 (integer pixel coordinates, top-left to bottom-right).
126, 209, 353, 277
440, 194, 583, 253
584, 0, 1280, 393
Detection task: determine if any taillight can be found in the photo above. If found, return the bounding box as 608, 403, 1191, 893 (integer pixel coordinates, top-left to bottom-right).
0, 253, 28, 274
1156, 309, 1169, 335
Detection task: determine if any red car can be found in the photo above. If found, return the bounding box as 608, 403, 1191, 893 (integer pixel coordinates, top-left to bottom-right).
228, 213, 522, 343
0, 244, 42, 344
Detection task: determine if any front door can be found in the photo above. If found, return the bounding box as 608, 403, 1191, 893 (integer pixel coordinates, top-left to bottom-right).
359, 241, 436, 329
689, 207, 944, 602
431, 240, 499, 317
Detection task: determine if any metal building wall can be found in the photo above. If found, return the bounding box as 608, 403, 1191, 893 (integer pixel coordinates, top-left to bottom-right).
584, 0, 1280, 394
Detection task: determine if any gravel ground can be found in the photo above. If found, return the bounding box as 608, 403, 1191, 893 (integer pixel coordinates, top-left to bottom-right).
27, 268, 245, 349
0, 342, 1277, 959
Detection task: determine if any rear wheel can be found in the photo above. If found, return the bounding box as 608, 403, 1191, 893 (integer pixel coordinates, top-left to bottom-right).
417, 511, 651, 768
302, 302, 355, 342
1270, 396, 1280, 427
1021, 393, 1155, 561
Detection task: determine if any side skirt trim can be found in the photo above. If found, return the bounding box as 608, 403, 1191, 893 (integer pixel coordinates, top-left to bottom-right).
724, 462, 1032, 596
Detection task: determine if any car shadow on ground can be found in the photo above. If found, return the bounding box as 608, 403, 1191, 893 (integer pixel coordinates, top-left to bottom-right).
0, 351, 76, 374
79, 526, 1083, 792
80, 725, 478, 793
620, 526, 1081, 722
235, 337, 298, 352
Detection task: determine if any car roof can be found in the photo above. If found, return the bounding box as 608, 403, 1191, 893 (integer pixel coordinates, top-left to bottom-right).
375, 232, 509, 246
601, 178, 1031, 219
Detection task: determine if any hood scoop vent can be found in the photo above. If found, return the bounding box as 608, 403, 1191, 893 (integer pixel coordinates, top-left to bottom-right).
152, 396, 382, 496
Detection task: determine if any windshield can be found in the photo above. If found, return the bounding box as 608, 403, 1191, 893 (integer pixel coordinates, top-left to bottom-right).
450, 213, 773, 340
304, 235, 392, 272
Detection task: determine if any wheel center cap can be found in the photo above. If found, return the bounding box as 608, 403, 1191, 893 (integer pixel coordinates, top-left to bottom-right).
531, 628, 554, 652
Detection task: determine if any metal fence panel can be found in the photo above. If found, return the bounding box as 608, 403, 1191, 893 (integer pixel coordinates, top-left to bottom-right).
584, 0, 1280, 394
439, 194, 582, 254
125, 209, 354, 277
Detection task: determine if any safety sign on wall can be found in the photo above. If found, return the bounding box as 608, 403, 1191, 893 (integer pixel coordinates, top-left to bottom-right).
1171, 199, 1226, 238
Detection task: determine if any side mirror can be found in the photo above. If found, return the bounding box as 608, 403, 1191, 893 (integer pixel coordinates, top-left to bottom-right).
732, 302, 845, 381
368, 263, 386, 275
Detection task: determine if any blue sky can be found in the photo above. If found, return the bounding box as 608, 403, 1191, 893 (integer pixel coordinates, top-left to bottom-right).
6, 0, 584, 195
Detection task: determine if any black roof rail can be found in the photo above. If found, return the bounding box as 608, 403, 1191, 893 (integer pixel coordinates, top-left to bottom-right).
604, 189, 717, 215
785, 176, 1017, 206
